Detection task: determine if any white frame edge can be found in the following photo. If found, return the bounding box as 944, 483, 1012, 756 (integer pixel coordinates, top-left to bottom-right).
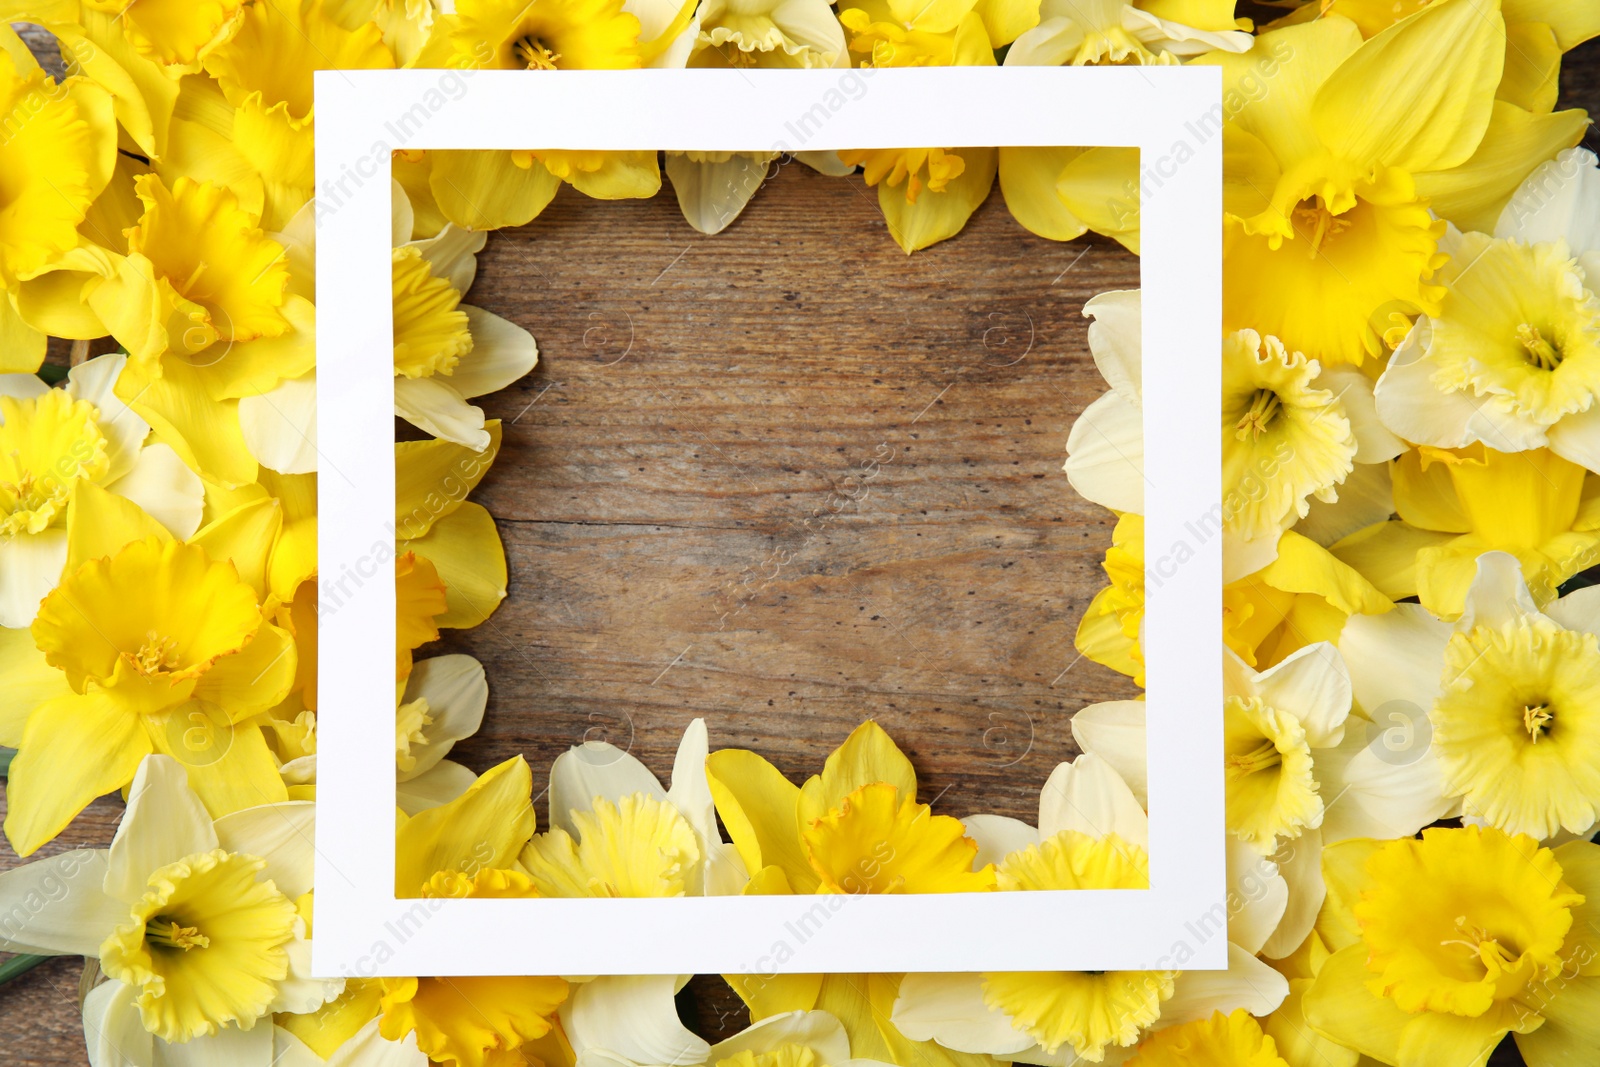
313, 65, 1223, 977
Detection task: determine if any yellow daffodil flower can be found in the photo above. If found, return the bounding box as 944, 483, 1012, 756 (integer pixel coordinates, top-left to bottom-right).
412, 0, 694, 229
0, 43, 114, 325
143, 0, 396, 232
893, 755, 1290, 1061
573, 1009, 895, 1067
1304, 826, 1600, 1067
829, 0, 999, 252
1255, 931, 1363, 1067
1376, 158, 1600, 469
4, 513, 297, 855
0, 353, 204, 627
272, 1017, 431, 1067
1303, 0, 1600, 115
1076, 640, 1446, 958
1076, 514, 1392, 682
1201, 0, 1586, 366
0, 756, 340, 1053
707, 720, 997, 897
1341, 550, 1600, 841
1333, 443, 1600, 615
1125, 1009, 1291, 1067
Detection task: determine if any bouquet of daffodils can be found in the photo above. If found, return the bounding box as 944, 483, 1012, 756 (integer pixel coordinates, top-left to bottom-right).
1, 0, 1598, 1065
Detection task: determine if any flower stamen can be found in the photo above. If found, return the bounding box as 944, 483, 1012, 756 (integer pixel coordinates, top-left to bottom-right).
516, 36, 563, 69
145, 918, 209, 952
1517, 324, 1563, 371
1233, 389, 1282, 441
1522, 702, 1554, 742
130, 631, 182, 676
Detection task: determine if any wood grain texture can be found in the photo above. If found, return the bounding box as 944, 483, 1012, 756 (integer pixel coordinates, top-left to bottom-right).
3, 25, 1596, 1064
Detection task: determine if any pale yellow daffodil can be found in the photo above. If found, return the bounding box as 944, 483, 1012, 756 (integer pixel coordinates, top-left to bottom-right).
1375, 151, 1600, 471
997, 0, 1250, 254
1201, 0, 1587, 366
1304, 826, 1600, 1067
893, 755, 1289, 1062
0, 755, 340, 1056
243, 183, 538, 470
0, 353, 203, 627
1339, 550, 1600, 842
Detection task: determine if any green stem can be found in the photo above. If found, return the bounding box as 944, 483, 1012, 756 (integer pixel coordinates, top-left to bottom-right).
0, 747, 12, 777
0, 954, 50, 985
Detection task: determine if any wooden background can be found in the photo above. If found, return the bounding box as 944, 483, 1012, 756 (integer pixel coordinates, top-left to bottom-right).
3, 21, 1597, 1064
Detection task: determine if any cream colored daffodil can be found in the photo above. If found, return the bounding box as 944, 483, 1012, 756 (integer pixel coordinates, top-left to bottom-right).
1064, 289, 1399, 584
892, 755, 1289, 1064
997, 0, 1249, 253
0, 353, 203, 627
241, 183, 538, 469
665, 0, 850, 234
1304, 826, 1600, 1067
1339, 550, 1600, 841
526, 721, 747, 1067
1333, 443, 1600, 614
1375, 152, 1600, 470
0, 755, 340, 1059
2, 481, 301, 856
1200, 0, 1587, 366
1074, 638, 1444, 962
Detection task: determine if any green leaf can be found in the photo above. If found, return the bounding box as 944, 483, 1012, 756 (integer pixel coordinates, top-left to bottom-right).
36, 364, 69, 384
0, 954, 49, 986
0, 747, 12, 777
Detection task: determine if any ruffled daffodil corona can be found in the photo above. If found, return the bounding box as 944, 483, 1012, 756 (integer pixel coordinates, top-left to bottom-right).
892, 755, 1290, 1061
1201, 0, 1587, 366
1340, 551, 1600, 841
1304, 826, 1600, 1067
4, 486, 300, 855
0, 756, 338, 1056
0, 353, 203, 627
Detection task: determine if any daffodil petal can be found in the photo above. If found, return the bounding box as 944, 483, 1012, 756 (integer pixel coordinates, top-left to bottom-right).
400, 501, 507, 629
212, 801, 317, 899
393, 423, 501, 539
83, 979, 155, 1067
128, 359, 259, 488
1261, 825, 1323, 960
239, 372, 319, 475
1069, 700, 1147, 807
109, 444, 206, 539
403, 655, 487, 775
665, 152, 772, 235
395, 756, 535, 895
5, 688, 154, 857
106, 754, 219, 904
0, 625, 71, 744
706, 748, 815, 892
1311, 0, 1502, 174
1038, 754, 1147, 847
564, 975, 710, 1067
393, 376, 489, 452
961, 813, 1039, 870
0, 528, 67, 630
0, 849, 122, 955
997, 147, 1090, 243
1414, 102, 1588, 233
1253, 643, 1351, 748
878, 147, 997, 255
1161, 942, 1289, 1024
892, 972, 1034, 1056
429, 150, 562, 230
1064, 391, 1143, 514
549, 743, 666, 835
800, 720, 918, 825
0, 292, 47, 373
396, 759, 477, 816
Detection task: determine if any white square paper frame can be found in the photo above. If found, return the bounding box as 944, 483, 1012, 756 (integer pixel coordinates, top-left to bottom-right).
313, 65, 1223, 978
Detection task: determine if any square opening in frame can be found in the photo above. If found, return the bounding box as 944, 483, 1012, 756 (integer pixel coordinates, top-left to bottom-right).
313, 65, 1222, 978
